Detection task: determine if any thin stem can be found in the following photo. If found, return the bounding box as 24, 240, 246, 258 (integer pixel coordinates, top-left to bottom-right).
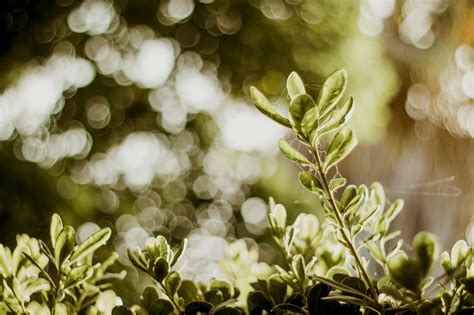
157, 280, 183, 313
310, 145, 379, 300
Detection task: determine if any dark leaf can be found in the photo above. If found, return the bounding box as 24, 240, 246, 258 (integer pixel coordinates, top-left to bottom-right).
185, 301, 213, 315
247, 291, 273, 312
112, 306, 134, 315
306, 283, 331, 315
152, 257, 169, 282
149, 299, 174, 314
272, 303, 306, 314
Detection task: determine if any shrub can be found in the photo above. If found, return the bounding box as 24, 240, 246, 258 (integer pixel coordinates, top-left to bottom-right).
0, 70, 473, 314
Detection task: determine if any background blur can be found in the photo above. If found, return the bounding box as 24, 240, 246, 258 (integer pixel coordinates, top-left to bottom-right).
0, 0, 473, 304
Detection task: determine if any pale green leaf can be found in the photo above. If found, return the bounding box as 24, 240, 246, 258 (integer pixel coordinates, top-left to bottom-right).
289, 93, 317, 137
250, 86, 291, 128
319, 96, 354, 136
301, 107, 319, 143
287, 71, 306, 99
298, 171, 325, 196
292, 254, 305, 282
384, 199, 404, 223
50, 214, 63, 249
127, 248, 148, 273
278, 139, 310, 165
369, 182, 385, 209
69, 228, 111, 263
170, 238, 187, 267
329, 177, 346, 191
65, 265, 93, 288
54, 225, 75, 267
325, 127, 357, 170
316, 69, 347, 117
146, 235, 170, 261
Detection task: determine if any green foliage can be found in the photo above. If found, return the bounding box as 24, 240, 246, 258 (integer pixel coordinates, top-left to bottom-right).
246, 70, 474, 314
0, 213, 122, 314
1, 70, 474, 314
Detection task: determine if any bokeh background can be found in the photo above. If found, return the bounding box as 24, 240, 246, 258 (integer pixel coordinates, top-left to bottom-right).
0, 0, 473, 304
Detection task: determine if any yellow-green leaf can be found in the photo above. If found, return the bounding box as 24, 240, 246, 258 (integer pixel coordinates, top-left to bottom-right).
325, 127, 357, 170
70, 228, 111, 263
278, 139, 310, 165
250, 86, 291, 128
316, 69, 347, 117
287, 71, 306, 99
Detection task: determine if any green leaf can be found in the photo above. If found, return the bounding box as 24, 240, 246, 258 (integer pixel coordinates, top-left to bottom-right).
210, 279, 233, 301
306, 283, 331, 315
54, 225, 75, 267
387, 252, 421, 291
366, 241, 385, 266
112, 306, 134, 315
319, 97, 354, 136
460, 277, 474, 294
69, 227, 111, 263
341, 277, 366, 295
141, 287, 159, 310
24, 278, 51, 297
322, 295, 380, 313
413, 232, 437, 277
170, 238, 187, 267
127, 248, 148, 273
268, 275, 287, 305
64, 265, 93, 288
178, 280, 198, 305
272, 303, 305, 314
329, 177, 346, 191
22, 252, 56, 288
384, 199, 404, 223
146, 235, 170, 261
165, 271, 182, 297
301, 107, 319, 142
287, 72, 306, 99
50, 214, 63, 249
316, 69, 347, 117
289, 94, 317, 137
292, 254, 305, 282
250, 86, 291, 128
149, 299, 174, 314
152, 257, 169, 282
278, 139, 310, 165
185, 301, 213, 315
325, 127, 357, 170
205, 289, 223, 305
340, 185, 358, 209
247, 291, 273, 312
312, 276, 371, 301
451, 240, 470, 267
214, 307, 242, 315
298, 171, 325, 196
369, 182, 385, 209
